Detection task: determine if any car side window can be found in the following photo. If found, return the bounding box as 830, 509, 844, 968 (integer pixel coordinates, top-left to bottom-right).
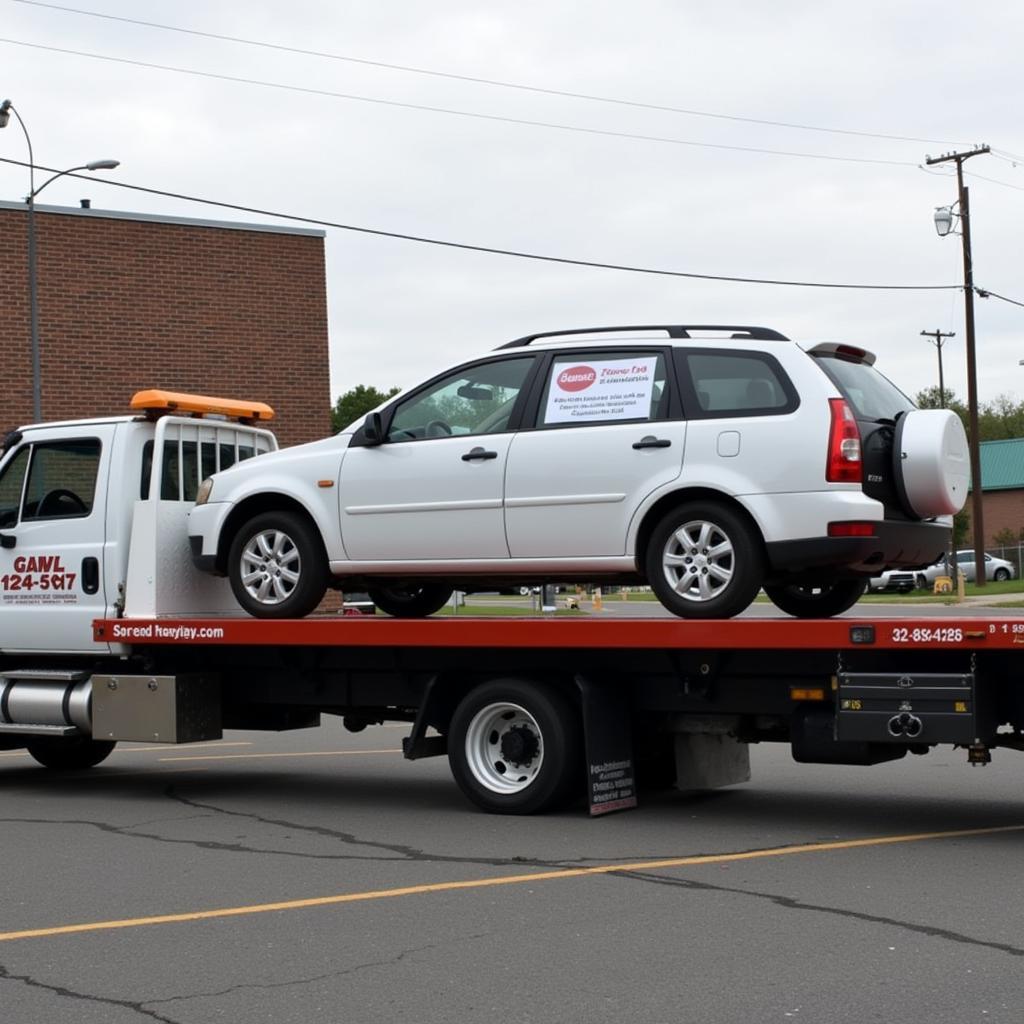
387, 357, 534, 442
21, 439, 101, 521
539, 351, 669, 427
0, 447, 31, 528
682, 351, 797, 417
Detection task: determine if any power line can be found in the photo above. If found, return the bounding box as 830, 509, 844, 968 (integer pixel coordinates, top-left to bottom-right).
978, 288, 1024, 309
12, 0, 970, 148
0, 155, 963, 292
0, 37, 923, 168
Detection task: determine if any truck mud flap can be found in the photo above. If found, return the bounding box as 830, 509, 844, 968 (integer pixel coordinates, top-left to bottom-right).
575, 675, 637, 816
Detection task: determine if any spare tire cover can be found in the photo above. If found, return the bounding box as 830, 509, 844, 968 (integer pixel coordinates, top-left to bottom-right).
892, 409, 970, 518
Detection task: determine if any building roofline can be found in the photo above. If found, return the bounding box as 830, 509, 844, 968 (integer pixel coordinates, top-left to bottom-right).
0, 200, 326, 239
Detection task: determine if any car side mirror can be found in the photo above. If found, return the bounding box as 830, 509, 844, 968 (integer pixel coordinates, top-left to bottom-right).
362, 411, 384, 446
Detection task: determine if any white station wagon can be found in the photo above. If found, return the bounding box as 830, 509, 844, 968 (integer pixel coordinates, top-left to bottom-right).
188, 325, 969, 619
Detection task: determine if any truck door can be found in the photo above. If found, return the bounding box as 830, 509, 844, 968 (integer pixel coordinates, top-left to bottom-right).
0, 424, 115, 654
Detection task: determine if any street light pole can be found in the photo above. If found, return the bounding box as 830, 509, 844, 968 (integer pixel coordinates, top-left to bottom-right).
0, 99, 119, 422
926, 144, 990, 587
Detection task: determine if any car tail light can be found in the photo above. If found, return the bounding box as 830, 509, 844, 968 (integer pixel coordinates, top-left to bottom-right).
828, 522, 875, 537
826, 398, 861, 482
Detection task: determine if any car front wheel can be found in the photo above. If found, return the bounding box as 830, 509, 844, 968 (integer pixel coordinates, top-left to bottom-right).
994, 568, 1011, 582
228, 510, 328, 618
764, 580, 866, 618
645, 502, 763, 619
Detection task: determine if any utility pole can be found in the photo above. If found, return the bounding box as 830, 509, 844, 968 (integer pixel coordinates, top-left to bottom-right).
925, 145, 990, 586
920, 329, 954, 408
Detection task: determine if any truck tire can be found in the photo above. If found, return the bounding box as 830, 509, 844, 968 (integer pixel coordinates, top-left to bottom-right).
366, 582, 453, 618
645, 501, 763, 619
763, 579, 866, 618
228, 510, 328, 619
448, 679, 582, 814
26, 737, 116, 770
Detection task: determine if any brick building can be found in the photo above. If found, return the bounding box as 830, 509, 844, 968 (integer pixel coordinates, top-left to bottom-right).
977, 437, 1024, 544
0, 202, 329, 447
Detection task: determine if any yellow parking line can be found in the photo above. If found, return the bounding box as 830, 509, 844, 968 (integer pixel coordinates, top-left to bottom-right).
156, 749, 403, 763
1, 823, 1020, 943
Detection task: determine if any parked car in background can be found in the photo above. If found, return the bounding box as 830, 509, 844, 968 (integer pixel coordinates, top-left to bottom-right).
917, 550, 1017, 587
189, 324, 969, 621
866, 569, 917, 593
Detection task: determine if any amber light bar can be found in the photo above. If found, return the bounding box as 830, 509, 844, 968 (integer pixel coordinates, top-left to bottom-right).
130, 389, 275, 422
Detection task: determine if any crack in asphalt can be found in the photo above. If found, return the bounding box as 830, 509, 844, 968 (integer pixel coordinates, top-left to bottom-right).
0, 962, 180, 1024
0, 933, 490, 1020
145, 931, 489, 1008
621, 870, 1024, 958
0, 794, 582, 871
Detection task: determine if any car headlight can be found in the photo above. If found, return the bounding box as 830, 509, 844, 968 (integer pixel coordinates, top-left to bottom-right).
195, 478, 214, 506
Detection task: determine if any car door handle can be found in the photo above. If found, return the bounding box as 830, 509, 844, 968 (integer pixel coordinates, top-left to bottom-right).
632, 436, 671, 450
0, 533, 15, 549
461, 447, 499, 462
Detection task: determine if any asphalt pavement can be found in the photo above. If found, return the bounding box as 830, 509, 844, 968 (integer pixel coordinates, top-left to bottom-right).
3, 705, 1024, 1023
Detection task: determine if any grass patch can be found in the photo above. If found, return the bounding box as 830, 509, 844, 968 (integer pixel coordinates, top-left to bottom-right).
433, 604, 584, 617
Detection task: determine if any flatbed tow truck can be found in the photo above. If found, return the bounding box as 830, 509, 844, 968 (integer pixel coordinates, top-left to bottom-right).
2, 392, 1022, 815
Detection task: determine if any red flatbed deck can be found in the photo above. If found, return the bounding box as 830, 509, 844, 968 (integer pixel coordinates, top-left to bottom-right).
94, 616, 1024, 651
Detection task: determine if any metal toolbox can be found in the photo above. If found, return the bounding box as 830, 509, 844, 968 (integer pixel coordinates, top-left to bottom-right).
92, 674, 222, 743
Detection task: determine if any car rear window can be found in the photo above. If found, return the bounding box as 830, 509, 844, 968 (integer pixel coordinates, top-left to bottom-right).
813, 355, 914, 421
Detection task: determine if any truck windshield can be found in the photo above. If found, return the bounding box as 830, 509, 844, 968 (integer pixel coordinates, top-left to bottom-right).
813, 354, 915, 421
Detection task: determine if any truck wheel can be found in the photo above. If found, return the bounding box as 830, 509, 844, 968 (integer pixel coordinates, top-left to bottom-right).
645, 502, 763, 619
26, 737, 116, 770
366, 582, 453, 618
763, 580, 866, 618
228, 511, 328, 618
448, 679, 582, 814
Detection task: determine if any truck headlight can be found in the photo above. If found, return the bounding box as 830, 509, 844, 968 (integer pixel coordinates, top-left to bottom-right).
195, 478, 214, 506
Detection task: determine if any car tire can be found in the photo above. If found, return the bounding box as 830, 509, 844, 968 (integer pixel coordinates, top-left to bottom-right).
645, 502, 763, 619
763, 579, 866, 618
447, 679, 582, 814
26, 737, 116, 770
366, 582, 453, 618
228, 510, 329, 619
994, 568, 1011, 582
916, 573, 928, 589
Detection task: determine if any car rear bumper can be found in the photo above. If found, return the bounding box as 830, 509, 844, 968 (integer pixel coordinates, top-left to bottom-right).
766, 519, 949, 574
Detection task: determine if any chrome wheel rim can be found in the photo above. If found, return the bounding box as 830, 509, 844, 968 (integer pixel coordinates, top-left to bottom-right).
464, 701, 544, 795
240, 529, 301, 606
661, 519, 735, 603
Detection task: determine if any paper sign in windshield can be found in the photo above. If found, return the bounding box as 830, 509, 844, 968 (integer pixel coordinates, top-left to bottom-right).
544, 357, 657, 424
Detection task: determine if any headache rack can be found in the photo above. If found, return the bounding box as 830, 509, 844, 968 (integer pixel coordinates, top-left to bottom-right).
496, 324, 790, 349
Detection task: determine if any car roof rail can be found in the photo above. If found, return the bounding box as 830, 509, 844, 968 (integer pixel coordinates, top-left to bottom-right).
496, 324, 790, 349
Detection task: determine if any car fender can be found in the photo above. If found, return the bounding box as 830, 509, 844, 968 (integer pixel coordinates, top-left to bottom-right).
624, 473, 771, 558
206, 435, 351, 561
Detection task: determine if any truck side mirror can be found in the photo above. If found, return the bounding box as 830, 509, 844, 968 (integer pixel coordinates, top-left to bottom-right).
362, 411, 384, 446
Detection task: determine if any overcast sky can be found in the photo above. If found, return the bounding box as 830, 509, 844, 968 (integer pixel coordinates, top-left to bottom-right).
1, 0, 1022, 410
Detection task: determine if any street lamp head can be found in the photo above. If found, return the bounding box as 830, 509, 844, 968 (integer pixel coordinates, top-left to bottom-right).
0, 99, 11, 129
933, 206, 955, 237
85, 159, 119, 171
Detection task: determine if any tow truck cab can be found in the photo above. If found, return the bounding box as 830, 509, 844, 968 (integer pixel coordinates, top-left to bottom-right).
0, 391, 276, 655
